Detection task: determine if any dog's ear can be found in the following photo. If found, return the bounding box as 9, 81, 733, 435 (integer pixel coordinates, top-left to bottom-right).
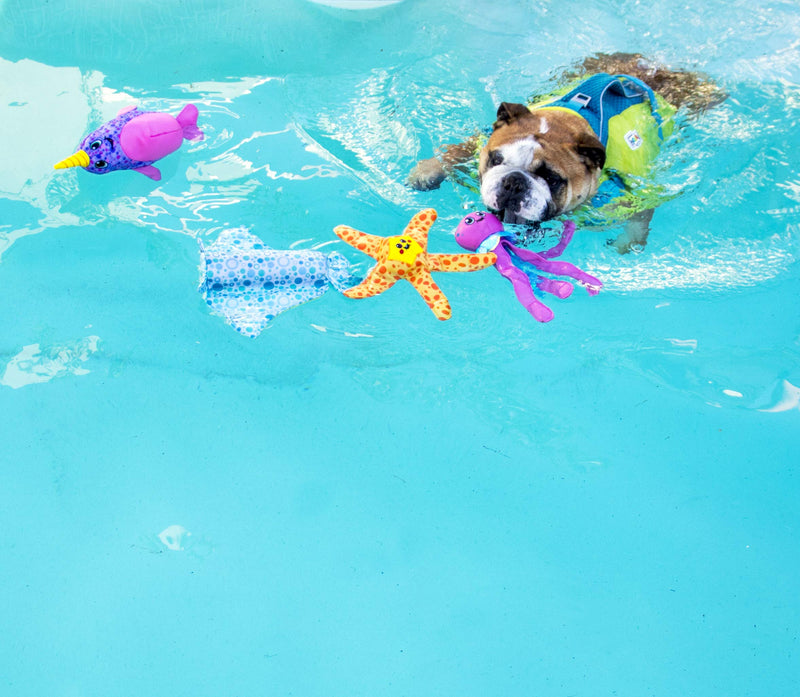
575, 133, 606, 170
493, 102, 531, 129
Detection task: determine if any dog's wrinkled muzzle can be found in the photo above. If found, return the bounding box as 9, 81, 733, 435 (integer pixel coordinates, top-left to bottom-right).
495, 171, 529, 215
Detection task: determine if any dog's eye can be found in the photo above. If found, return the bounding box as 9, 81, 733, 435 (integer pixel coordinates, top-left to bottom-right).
488, 151, 504, 167
534, 164, 566, 192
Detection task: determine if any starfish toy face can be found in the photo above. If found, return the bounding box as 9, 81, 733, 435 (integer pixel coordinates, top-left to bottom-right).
334, 209, 496, 320
387, 236, 423, 263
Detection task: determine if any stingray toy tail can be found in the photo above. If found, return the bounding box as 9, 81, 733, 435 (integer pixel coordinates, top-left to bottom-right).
326, 252, 362, 292
176, 104, 204, 141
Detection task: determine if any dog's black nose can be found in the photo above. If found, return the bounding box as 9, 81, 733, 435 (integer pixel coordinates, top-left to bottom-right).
502, 171, 528, 193
496, 171, 528, 211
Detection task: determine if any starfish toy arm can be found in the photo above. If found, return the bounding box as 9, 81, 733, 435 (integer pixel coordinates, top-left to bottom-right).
342, 269, 399, 299
407, 270, 452, 320
427, 252, 496, 273
335, 209, 495, 320
401, 208, 437, 247
333, 225, 386, 259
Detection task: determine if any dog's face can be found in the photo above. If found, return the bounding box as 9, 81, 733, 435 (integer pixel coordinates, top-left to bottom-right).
478, 102, 607, 224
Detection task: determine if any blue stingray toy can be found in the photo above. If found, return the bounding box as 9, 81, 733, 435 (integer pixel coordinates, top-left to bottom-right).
198, 228, 361, 337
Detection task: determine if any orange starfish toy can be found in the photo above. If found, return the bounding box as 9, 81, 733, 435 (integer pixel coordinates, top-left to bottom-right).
334, 209, 496, 320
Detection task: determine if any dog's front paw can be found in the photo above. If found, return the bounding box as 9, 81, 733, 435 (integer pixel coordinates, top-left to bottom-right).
407, 157, 446, 191
606, 235, 635, 254
607, 211, 652, 254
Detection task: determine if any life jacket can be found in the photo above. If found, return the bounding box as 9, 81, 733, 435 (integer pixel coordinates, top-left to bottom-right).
532, 73, 677, 219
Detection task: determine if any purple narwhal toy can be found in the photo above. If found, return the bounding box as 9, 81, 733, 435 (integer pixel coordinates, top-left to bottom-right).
53, 104, 204, 181
455, 212, 602, 322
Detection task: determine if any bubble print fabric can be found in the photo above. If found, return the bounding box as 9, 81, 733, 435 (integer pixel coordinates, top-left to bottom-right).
198, 227, 360, 337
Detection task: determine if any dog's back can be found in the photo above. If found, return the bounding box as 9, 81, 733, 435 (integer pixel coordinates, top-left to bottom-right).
562, 52, 726, 113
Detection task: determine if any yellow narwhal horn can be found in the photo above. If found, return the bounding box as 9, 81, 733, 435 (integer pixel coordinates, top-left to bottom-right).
54, 150, 90, 170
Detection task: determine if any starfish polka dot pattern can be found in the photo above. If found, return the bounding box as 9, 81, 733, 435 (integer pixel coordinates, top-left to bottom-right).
334, 209, 496, 320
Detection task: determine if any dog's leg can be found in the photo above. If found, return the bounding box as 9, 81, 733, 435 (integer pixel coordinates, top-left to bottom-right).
407, 156, 447, 190
407, 136, 480, 191
608, 208, 654, 254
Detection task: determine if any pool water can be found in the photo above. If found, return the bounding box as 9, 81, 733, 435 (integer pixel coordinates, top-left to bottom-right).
1, 0, 799, 695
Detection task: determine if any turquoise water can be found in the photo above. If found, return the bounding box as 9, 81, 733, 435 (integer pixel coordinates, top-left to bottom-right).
1, 0, 799, 695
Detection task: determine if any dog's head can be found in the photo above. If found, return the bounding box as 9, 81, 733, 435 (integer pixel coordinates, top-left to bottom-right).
478, 102, 606, 224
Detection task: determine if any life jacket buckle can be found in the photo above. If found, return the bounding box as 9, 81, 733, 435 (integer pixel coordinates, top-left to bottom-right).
569, 92, 592, 108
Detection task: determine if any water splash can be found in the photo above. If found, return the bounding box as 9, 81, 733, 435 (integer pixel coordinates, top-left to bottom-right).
158, 524, 192, 551
759, 379, 800, 413
1, 336, 100, 389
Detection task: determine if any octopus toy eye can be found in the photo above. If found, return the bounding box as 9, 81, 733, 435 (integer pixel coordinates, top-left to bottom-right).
90, 140, 102, 150
95, 160, 108, 169
463, 216, 475, 225
475, 212, 486, 221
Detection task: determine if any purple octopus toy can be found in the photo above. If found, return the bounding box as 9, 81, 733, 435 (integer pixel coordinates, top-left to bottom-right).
53, 104, 204, 181
455, 211, 602, 322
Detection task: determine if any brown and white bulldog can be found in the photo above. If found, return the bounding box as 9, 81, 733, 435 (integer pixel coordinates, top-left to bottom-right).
476, 101, 606, 225
408, 53, 724, 251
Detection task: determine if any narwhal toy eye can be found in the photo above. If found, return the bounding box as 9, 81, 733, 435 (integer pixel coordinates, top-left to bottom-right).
90, 140, 102, 150
95, 160, 108, 169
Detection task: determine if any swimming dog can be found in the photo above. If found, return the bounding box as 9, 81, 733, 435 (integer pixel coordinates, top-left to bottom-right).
408, 53, 724, 252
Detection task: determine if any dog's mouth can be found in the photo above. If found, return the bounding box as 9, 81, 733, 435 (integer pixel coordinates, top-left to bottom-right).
497, 208, 531, 225
493, 203, 557, 228
491, 207, 543, 235
481, 169, 558, 226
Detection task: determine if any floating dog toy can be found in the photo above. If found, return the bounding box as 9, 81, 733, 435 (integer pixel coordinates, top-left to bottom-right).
54, 104, 204, 181
199, 228, 360, 337
455, 212, 602, 322
334, 208, 496, 320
